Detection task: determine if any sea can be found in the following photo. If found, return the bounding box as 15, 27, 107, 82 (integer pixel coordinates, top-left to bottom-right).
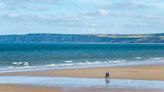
0, 43, 164, 72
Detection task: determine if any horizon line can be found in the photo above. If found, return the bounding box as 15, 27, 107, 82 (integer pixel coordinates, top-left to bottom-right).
0, 33, 164, 36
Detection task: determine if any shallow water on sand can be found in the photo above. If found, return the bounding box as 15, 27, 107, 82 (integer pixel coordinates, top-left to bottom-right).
0, 76, 164, 89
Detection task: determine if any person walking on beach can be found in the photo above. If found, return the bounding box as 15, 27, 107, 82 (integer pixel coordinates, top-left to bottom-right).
105, 72, 110, 84
105, 72, 110, 79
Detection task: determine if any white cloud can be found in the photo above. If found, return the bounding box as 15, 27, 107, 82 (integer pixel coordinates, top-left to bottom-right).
8, 13, 19, 17
99, 9, 109, 16
0, 0, 164, 34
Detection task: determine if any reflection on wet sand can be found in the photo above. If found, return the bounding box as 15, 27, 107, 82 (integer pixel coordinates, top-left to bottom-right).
105, 78, 110, 85
0, 76, 164, 89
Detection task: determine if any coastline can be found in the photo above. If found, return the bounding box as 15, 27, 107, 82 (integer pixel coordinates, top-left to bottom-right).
0, 60, 163, 73
1, 63, 164, 80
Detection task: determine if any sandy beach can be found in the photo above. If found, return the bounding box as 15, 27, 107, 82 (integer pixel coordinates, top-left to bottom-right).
0, 64, 164, 80
0, 64, 164, 92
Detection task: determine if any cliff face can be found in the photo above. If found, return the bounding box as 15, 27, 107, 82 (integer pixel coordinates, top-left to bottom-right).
0, 33, 163, 43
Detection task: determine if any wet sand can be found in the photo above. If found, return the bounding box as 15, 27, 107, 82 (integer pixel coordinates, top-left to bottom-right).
0, 84, 163, 92
0, 64, 164, 80
0, 84, 61, 92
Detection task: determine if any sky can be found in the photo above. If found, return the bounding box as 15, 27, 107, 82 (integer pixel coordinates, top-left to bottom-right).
0, 0, 164, 35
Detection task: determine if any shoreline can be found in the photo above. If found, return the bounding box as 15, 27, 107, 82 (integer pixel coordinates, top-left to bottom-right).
0, 61, 164, 73
0, 63, 164, 80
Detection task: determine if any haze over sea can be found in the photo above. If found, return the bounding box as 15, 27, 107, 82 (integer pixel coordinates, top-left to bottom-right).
0, 43, 164, 72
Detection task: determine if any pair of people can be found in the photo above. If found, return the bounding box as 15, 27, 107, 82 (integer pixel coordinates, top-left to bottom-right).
105, 72, 110, 79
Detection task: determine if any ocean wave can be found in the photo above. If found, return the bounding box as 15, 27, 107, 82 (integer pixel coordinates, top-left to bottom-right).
0, 60, 127, 73
11, 62, 29, 66
135, 57, 141, 59
64, 61, 73, 63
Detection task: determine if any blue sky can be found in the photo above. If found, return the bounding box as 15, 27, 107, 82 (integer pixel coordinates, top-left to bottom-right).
0, 0, 164, 35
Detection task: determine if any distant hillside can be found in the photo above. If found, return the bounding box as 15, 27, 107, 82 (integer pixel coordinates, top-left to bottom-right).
0, 33, 163, 43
